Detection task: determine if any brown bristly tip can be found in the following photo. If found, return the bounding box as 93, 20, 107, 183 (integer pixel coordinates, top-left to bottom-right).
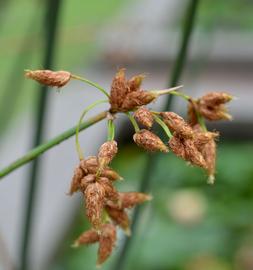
127, 74, 145, 92
134, 107, 154, 128
84, 182, 105, 229
121, 90, 157, 111
160, 112, 194, 139
73, 229, 99, 246
98, 141, 118, 170
105, 206, 130, 232
133, 129, 169, 153
25, 69, 71, 87
97, 224, 116, 266
119, 192, 152, 209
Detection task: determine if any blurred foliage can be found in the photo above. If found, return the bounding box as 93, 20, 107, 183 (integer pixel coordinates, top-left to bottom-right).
0, 0, 128, 137
198, 0, 253, 31
51, 142, 253, 270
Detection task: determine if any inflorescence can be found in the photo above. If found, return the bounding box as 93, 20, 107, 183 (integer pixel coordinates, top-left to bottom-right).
25, 68, 233, 266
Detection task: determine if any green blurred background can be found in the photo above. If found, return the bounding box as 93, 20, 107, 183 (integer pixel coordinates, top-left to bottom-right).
0, 1, 253, 270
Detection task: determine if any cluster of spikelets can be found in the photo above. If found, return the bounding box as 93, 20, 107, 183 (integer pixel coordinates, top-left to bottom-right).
25, 68, 233, 265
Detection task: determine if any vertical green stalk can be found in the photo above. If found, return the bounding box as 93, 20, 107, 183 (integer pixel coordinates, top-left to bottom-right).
112, 1, 200, 270
19, 1, 62, 270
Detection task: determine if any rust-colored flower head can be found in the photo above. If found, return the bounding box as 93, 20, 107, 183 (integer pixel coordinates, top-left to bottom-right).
84, 182, 105, 229
133, 129, 169, 153
119, 192, 152, 209
101, 168, 123, 181
128, 74, 145, 92
105, 206, 130, 234
73, 228, 99, 247
160, 112, 194, 139
97, 223, 117, 266
134, 107, 154, 128
109, 69, 129, 113
198, 92, 233, 121
25, 69, 71, 87
98, 140, 118, 170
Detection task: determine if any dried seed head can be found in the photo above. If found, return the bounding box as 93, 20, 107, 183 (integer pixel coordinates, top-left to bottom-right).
134, 107, 154, 128
84, 182, 105, 229
199, 92, 233, 121
25, 69, 71, 87
105, 206, 130, 233
73, 229, 99, 247
68, 166, 84, 195
97, 224, 116, 266
133, 129, 169, 153
161, 112, 194, 138
98, 141, 118, 170
127, 74, 145, 92
121, 91, 157, 111
119, 192, 152, 209
97, 177, 119, 201
80, 174, 96, 191
109, 69, 129, 113
194, 130, 219, 150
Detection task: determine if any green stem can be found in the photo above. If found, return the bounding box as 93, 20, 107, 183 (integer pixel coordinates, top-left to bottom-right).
125, 112, 140, 132
169, 90, 190, 100
149, 85, 183, 96
75, 100, 108, 160
153, 114, 172, 139
195, 110, 207, 131
0, 111, 107, 179
71, 74, 110, 98
107, 119, 115, 141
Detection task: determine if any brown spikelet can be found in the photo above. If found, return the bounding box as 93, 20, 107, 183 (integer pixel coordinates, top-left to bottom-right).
198, 92, 233, 121
121, 91, 156, 111
119, 192, 152, 209
184, 139, 207, 169
128, 74, 145, 92
98, 141, 118, 170
97, 224, 116, 266
161, 112, 193, 138
84, 182, 105, 229
133, 129, 169, 153
73, 229, 99, 247
194, 130, 219, 150
134, 107, 154, 128
68, 166, 84, 195
109, 69, 129, 113
97, 177, 119, 201
101, 168, 123, 181
187, 100, 199, 126
80, 174, 96, 191
25, 69, 71, 87
105, 206, 130, 232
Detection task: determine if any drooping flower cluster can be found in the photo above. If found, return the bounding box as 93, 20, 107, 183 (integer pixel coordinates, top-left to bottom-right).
25, 68, 233, 265
68, 141, 151, 266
